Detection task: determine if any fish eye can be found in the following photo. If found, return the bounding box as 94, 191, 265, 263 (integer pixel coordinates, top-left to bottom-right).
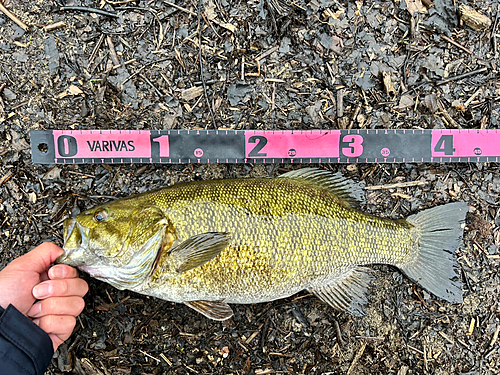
93, 210, 108, 222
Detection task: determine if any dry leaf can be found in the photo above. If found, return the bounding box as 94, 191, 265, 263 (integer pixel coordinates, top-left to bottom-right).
397, 94, 415, 109
405, 0, 427, 15
56, 84, 84, 99
204, 0, 217, 20
43, 166, 61, 180
219, 22, 237, 33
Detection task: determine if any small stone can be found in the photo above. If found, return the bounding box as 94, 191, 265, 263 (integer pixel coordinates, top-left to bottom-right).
487, 244, 497, 255
2, 88, 17, 101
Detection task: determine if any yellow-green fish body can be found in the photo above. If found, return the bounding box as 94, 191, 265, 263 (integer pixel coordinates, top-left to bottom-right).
59, 169, 467, 320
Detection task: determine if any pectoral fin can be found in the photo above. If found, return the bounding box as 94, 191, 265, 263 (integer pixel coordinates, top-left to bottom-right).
308, 267, 373, 317
184, 300, 233, 321
170, 232, 231, 273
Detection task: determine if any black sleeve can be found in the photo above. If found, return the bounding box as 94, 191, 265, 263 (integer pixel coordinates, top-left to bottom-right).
0, 304, 54, 375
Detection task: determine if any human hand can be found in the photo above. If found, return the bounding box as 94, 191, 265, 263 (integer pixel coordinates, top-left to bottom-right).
0, 242, 88, 351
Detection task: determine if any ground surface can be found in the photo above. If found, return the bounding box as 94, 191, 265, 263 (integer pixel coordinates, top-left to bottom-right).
1, 0, 500, 374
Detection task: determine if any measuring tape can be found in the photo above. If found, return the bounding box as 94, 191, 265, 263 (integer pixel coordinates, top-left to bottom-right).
30, 129, 500, 164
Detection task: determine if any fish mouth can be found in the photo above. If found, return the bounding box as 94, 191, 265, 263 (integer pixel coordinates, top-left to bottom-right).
56, 218, 89, 266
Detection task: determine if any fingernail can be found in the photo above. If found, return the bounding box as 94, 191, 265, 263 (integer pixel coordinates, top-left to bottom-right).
27, 303, 41, 318
32, 319, 40, 326
49, 266, 65, 279
33, 283, 52, 299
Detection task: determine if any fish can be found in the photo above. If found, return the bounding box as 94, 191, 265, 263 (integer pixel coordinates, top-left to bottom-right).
57, 168, 468, 321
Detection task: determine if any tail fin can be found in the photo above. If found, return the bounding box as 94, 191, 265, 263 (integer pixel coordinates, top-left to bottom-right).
402, 202, 468, 303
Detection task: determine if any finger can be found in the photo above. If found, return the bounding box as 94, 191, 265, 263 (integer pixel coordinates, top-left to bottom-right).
48, 264, 79, 280
32, 278, 89, 299
33, 315, 76, 347
49, 333, 67, 352
19, 243, 65, 275
27, 296, 85, 319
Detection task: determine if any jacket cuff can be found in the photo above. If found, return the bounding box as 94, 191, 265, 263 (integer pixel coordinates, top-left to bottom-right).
0, 304, 54, 375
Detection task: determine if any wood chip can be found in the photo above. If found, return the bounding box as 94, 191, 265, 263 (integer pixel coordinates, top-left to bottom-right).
365, 180, 428, 190
490, 325, 500, 347
459, 4, 492, 31
346, 341, 366, 375
44, 21, 66, 32
467, 317, 475, 336
382, 71, 396, 95
181, 86, 204, 101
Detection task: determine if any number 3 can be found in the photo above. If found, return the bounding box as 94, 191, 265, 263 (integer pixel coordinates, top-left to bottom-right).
342, 135, 363, 157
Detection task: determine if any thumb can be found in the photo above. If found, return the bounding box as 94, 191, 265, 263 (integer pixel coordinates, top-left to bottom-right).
21, 243, 64, 275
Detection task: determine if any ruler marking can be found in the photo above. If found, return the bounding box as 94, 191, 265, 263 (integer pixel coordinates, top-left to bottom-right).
30, 129, 500, 165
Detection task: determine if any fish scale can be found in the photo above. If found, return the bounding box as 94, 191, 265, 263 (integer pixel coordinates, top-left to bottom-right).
59, 168, 467, 320
143, 177, 412, 303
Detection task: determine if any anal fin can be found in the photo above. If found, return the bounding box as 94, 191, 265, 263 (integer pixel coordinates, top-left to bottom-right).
308, 267, 373, 317
184, 300, 233, 321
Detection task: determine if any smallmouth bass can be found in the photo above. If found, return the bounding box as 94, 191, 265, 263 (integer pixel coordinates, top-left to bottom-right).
57, 168, 467, 320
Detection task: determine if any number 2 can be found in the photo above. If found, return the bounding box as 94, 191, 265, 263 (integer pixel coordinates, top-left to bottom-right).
248, 136, 268, 157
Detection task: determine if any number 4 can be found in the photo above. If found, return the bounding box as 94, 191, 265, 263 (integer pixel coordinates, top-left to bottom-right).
434, 135, 455, 155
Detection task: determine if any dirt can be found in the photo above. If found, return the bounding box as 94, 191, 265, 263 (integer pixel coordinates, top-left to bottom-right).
1, 0, 499, 374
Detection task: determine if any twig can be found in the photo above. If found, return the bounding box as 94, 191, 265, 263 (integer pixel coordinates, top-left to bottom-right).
198, 0, 216, 128
0, 170, 14, 187
255, 46, 279, 61
407, 345, 425, 355
492, 7, 500, 58
271, 82, 276, 113
365, 180, 428, 191
436, 67, 488, 86
0, 2, 29, 31
121, 55, 174, 85
438, 331, 454, 345
334, 319, 346, 346
164, 1, 197, 16
402, 50, 411, 86
441, 35, 472, 55
464, 88, 482, 108
106, 36, 120, 67
88, 34, 105, 69
60, 6, 118, 18
437, 99, 460, 128
139, 73, 163, 98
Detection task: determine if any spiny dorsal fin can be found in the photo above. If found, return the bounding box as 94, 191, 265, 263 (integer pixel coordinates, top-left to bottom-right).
184, 300, 233, 321
308, 267, 373, 317
278, 168, 366, 208
170, 232, 231, 273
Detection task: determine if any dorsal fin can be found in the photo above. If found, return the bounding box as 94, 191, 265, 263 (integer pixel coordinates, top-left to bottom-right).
278, 168, 366, 208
